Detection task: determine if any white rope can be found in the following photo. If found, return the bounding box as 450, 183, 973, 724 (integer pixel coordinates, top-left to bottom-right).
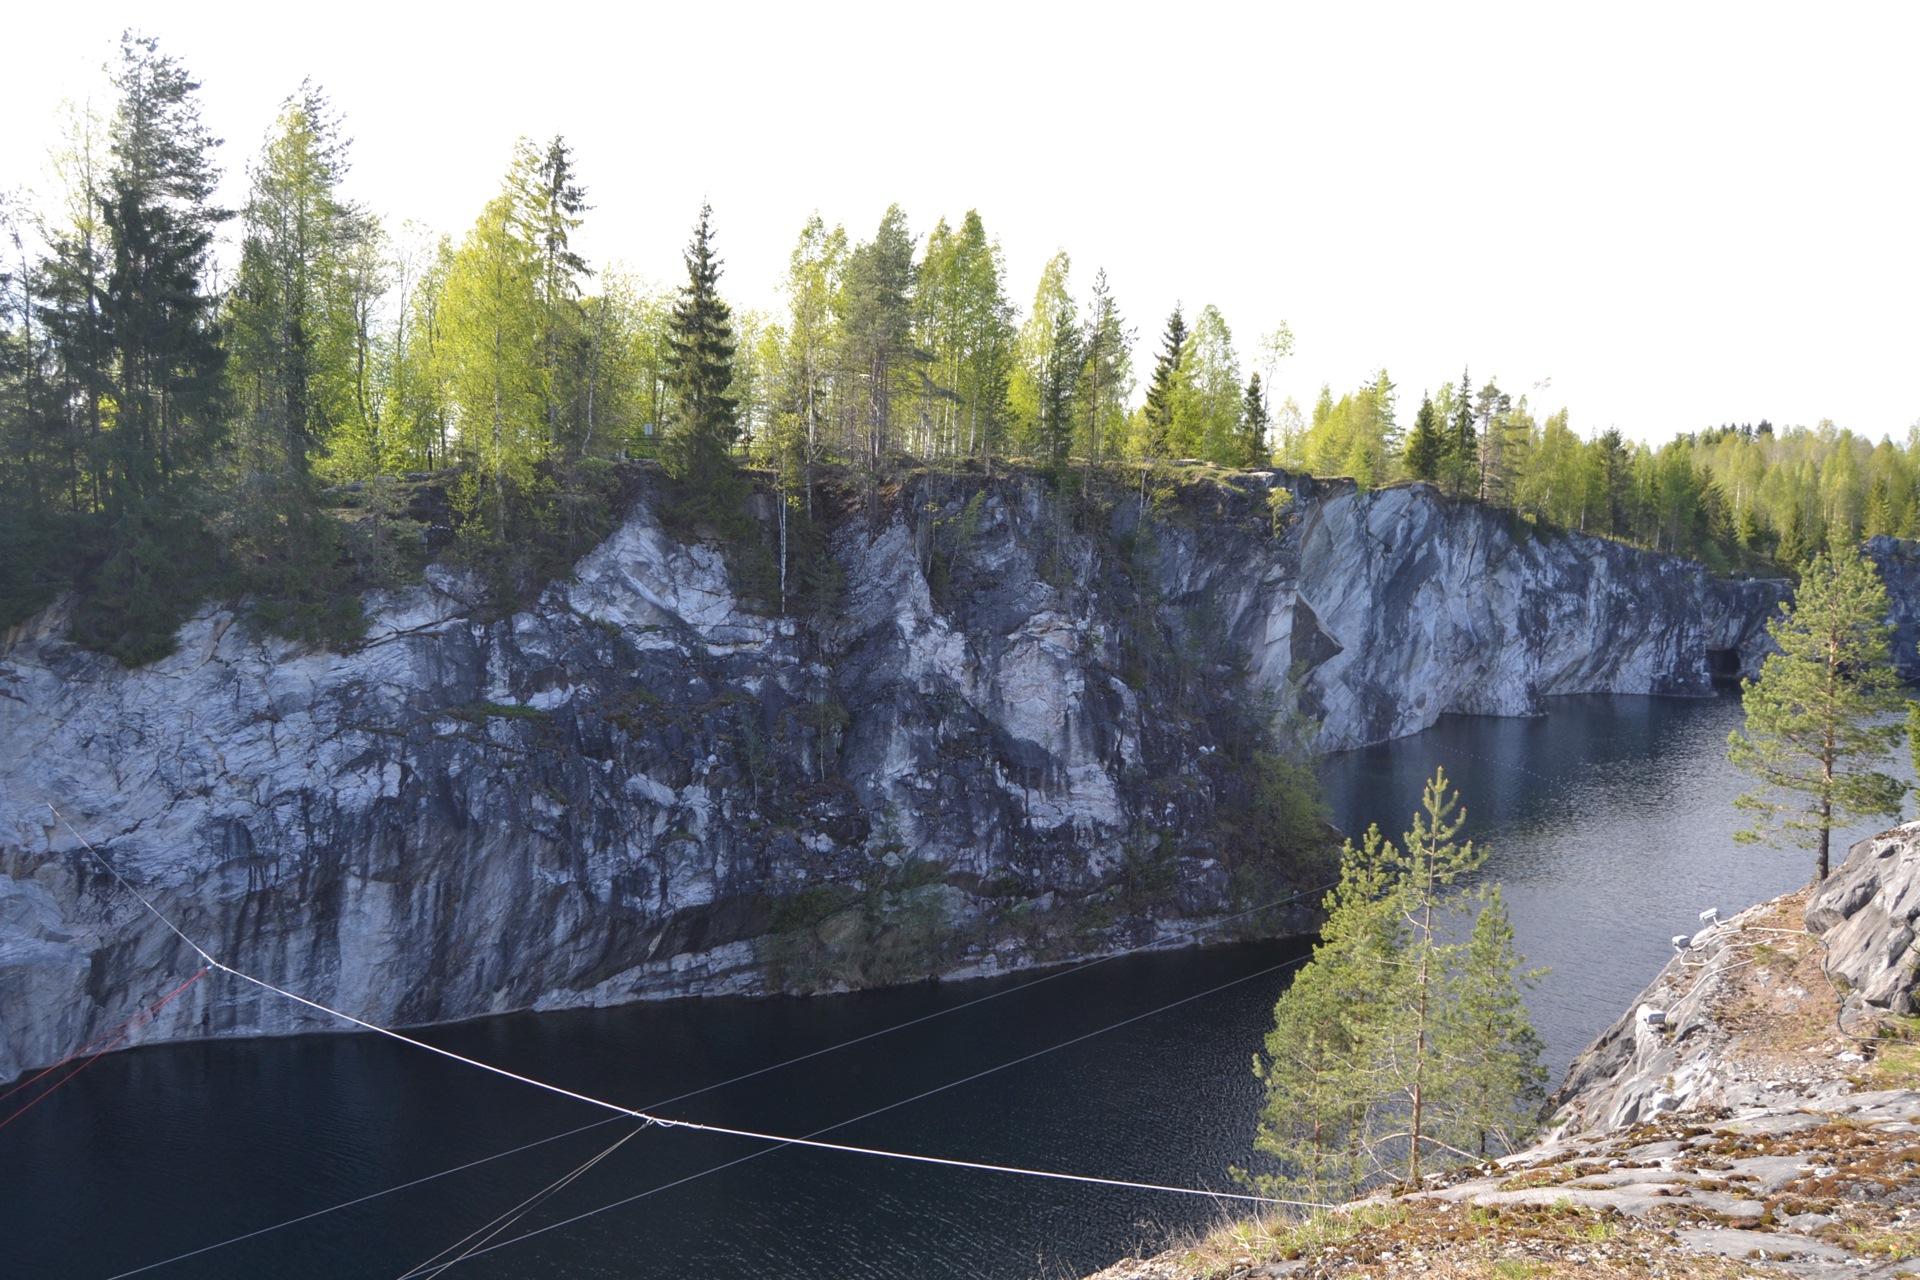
89, 884, 1336, 1280
48, 804, 1336, 1234
213, 932, 1325, 1209
400, 950, 1329, 1275
640, 1118, 1300, 1206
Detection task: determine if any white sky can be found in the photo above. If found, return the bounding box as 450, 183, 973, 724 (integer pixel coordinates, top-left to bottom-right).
4, 2, 1916, 444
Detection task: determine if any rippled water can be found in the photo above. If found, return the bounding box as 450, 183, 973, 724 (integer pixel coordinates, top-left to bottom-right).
5, 693, 1906, 1280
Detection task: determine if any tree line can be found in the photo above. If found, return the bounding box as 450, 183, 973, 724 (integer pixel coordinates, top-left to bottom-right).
1286, 376, 1920, 573
3, 36, 1916, 661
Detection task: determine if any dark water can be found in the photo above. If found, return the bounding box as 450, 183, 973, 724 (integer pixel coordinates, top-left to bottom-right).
3, 694, 1903, 1280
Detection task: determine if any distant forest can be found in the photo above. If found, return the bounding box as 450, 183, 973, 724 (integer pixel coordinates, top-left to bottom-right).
2, 36, 1914, 662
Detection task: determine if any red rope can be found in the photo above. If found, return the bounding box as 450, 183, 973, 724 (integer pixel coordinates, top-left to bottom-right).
0, 967, 211, 1133
0, 985, 193, 1108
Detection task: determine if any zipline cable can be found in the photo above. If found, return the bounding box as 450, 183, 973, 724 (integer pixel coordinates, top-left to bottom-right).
71, 821, 1336, 1280
395, 1121, 655, 1280
0, 967, 208, 1109
52, 803, 1330, 1123
424, 949, 1323, 1274
47, 806, 1336, 1277
84, 878, 1334, 1280
93, 1116, 629, 1280
639, 876, 1334, 1113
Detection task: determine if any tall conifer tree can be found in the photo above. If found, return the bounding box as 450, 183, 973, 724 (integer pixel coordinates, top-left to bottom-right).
1237, 372, 1270, 468
664, 202, 740, 508
1405, 391, 1442, 481
1141, 304, 1188, 457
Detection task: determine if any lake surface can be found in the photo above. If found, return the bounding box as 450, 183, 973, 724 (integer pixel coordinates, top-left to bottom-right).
4, 693, 1906, 1280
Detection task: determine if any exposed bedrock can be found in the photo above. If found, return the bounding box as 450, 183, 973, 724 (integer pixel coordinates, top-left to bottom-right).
1550, 822, 1920, 1138
0, 470, 1788, 1078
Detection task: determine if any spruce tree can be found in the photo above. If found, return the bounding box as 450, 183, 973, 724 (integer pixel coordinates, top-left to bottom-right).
1238, 372, 1270, 468
1775, 503, 1808, 569
664, 202, 741, 515
1728, 546, 1907, 880
1141, 304, 1187, 457
99, 33, 230, 513
1404, 392, 1442, 481
1442, 366, 1475, 498
531, 135, 590, 458
61, 34, 231, 663
1036, 294, 1081, 465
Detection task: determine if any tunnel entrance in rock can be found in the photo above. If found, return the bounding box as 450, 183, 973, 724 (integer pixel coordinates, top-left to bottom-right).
1706, 646, 1743, 687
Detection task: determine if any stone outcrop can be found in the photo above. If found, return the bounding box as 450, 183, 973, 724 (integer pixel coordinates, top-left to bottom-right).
0, 468, 1787, 1079
1806, 823, 1920, 1017
1550, 823, 1920, 1138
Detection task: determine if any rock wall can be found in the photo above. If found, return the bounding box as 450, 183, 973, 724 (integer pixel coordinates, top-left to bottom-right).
1867, 535, 1920, 682
1236, 478, 1784, 748
0, 469, 1786, 1079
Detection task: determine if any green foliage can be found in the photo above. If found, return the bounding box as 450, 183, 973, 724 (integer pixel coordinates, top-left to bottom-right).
1282, 370, 1397, 490
1404, 392, 1442, 482
663, 202, 742, 507
226, 81, 376, 482
229, 477, 368, 647
68, 504, 223, 665
0, 510, 81, 630
763, 856, 958, 990
1728, 546, 1908, 880
1236, 373, 1271, 469
1138, 305, 1187, 458
14, 53, 1920, 668
1248, 769, 1546, 1203
450, 458, 624, 614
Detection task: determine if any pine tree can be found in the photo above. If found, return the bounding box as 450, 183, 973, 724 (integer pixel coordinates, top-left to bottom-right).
836, 205, 918, 504
1249, 770, 1546, 1200
663, 201, 740, 510
1404, 392, 1442, 481
1728, 546, 1907, 880
1249, 825, 1399, 1203
1440, 886, 1547, 1157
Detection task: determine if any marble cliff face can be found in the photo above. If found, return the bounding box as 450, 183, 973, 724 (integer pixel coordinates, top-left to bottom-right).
0, 470, 1785, 1078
